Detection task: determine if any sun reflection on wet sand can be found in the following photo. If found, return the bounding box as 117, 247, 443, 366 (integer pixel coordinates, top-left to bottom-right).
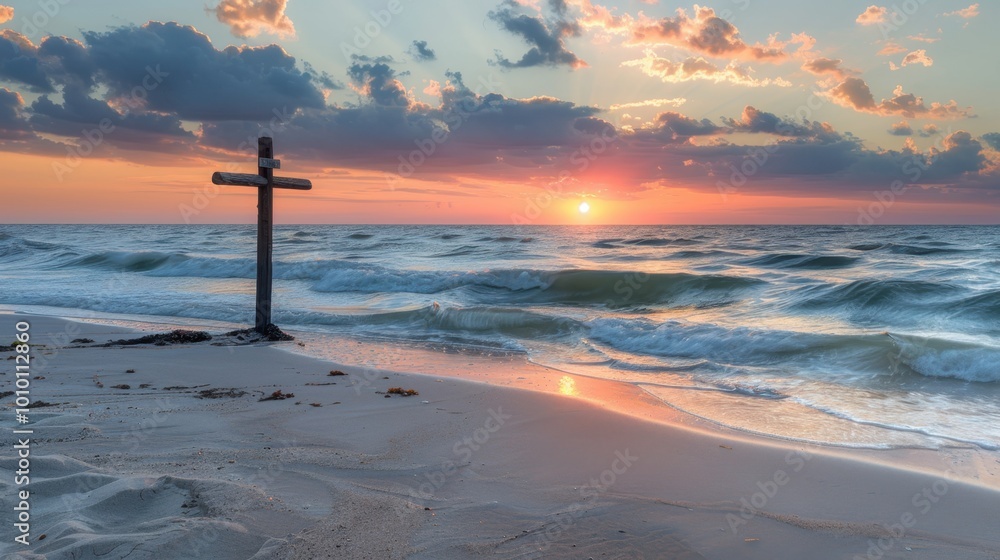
558, 375, 577, 396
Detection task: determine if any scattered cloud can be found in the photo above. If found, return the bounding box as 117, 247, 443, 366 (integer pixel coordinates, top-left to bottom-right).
489, 2, 587, 69
877, 41, 907, 56
801, 57, 855, 80
0, 5, 12, 24
944, 3, 979, 18
908, 33, 940, 43
856, 5, 887, 25
622, 51, 791, 87
919, 124, 940, 137
890, 49, 933, 70
347, 61, 411, 107
628, 5, 798, 62
212, 0, 296, 38
826, 78, 972, 119
409, 40, 437, 61
888, 121, 913, 136
609, 98, 686, 111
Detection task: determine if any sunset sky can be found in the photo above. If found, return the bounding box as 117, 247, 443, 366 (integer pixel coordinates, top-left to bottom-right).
0, 0, 997, 224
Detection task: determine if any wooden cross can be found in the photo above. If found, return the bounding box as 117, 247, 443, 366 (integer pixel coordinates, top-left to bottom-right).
211, 137, 312, 334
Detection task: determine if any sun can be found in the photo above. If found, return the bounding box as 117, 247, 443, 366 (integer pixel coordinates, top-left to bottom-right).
578, 201, 590, 214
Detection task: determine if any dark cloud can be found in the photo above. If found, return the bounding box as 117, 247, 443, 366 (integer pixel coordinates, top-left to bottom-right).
82, 22, 325, 120
37, 36, 96, 89
302, 61, 343, 90
981, 133, 1000, 152
0, 31, 53, 92
408, 40, 436, 61
888, 121, 913, 136
29, 86, 193, 140
641, 111, 722, 142
826, 77, 972, 119
489, 3, 586, 69
0, 87, 32, 139
347, 61, 410, 107
923, 131, 987, 181
722, 106, 841, 141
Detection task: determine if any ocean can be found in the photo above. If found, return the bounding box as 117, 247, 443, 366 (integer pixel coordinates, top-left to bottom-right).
3, 224, 999, 450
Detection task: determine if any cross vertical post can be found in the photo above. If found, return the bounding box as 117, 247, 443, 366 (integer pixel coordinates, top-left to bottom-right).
256, 137, 274, 332
210, 137, 312, 335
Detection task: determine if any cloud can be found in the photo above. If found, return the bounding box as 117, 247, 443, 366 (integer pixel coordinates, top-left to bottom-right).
29, 87, 194, 145
722, 106, 842, 141
623, 51, 791, 87
983, 133, 1000, 151
856, 5, 887, 25
609, 98, 686, 111
0, 19, 995, 207
0, 87, 31, 139
347, 61, 411, 107
890, 49, 933, 70
0, 31, 54, 92
922, 131, 986, 181
408, 40, 437, 61
877, 41, 907, 56
489, 3, 587, 69
629, 5, 792, 61
801, 57, 855, 80
908, 33, 940, 43
81, 22, 324, 120
0, 23, 326, 123
918, 124, 939, 137
826, 78, 972, 119
0, 5, 12, 24
642, 111, 722, 141
944, 3, 979, 18
888, 121, 913, 136
212, 0, 296, 38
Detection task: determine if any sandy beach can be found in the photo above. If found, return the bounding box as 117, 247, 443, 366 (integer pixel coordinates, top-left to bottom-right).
1, 311, 999, 560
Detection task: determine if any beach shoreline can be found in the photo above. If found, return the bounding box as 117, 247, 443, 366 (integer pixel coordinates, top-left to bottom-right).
2, 310, 999, 559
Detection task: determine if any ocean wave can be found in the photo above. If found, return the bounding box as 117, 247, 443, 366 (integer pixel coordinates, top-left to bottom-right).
847, 242, 966, 255
347, 233, 374, 239
517, 270, 761, 306
742, 253, 859, 269
888, 334, 1000, 383
796, 279, 963, 310
595, 237, 700, 248
591, 317, 1000, 383
667, 250, 739, 259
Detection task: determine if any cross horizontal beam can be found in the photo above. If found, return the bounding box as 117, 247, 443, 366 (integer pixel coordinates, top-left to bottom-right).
212, 172, 312, 190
